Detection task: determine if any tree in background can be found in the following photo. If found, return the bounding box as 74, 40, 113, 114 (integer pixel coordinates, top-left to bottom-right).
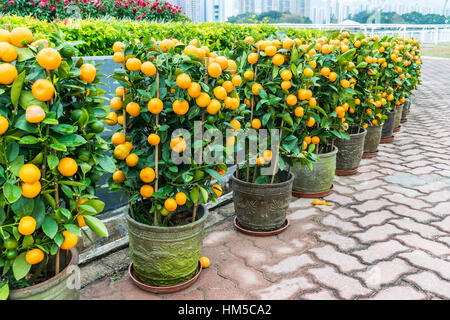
227, 11, 311, 24
350, 10, 448, 24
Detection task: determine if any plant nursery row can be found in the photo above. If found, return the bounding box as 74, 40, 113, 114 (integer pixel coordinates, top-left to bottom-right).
0, 22, 421, 299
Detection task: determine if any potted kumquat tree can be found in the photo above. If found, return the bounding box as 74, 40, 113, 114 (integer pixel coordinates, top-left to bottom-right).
291, 32, 356, 195
108, 37, 236, 292
229, 35, 313, 234
0, 26, 109, 300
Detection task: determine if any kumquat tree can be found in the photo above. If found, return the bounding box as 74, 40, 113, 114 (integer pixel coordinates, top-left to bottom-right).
230, 34, 318, 184
107, 37, 241, 226
0, 25, 109, 298
295, 32, 358, 155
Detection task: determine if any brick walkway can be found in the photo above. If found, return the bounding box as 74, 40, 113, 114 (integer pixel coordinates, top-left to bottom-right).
81, 57, 450, 300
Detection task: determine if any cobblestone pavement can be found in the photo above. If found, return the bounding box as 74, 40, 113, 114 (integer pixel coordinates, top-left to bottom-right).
81, 57, 450, 300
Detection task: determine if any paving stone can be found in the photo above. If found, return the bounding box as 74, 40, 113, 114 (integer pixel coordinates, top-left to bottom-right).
390, 217, 445, 239
432, 216, 450, 233
323, 192, 355, 206
353, 188, 390, 202
354, 224, 405, 243
288, 207, 321, 220
399, 250, 450, 280
261, 254, 315, 275
227, 239, 272, 267
314, 230, 360, 251
384, 194, 431, 210
356, 259, 416, 289
353, 240, 410, 264
352, 210, 396, 227
301, 289, 337, 300
321, 214, 361, 233
203, 230, 235, 247
369, 285, 427, 300
406, 272, 450, 299
253, 277, 316, 300
308, 266, 372, 299
387, 205, 438, 223
425, 202, 450, 217
351, 199, 392, 212
309, 245, 365, 273
382, 184, 422, 197
396, 234, 450, 257
420, 190, 450, 204
218, 259, 270, 290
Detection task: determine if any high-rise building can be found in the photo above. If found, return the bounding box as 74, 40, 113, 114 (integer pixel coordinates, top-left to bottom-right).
205, 0, 226, 22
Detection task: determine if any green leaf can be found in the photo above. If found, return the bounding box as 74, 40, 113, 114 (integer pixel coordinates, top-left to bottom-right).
199, 186, 208, 203
3, 183, 22, 203
51, 124, 77, 134
84, 216, 108, 237
49, 143, 67, 152
42, 216, 58, 239
10, 155, 24, 177
11, 71, 26, 107
11, 197, 34, 217
0, 282, 9, 300
64, 224, 81, 237
6, 141, 19, 162
190, 187, 199, 203
0, 207, 5, 225
97, 154, 116, 173
57, 181, 88, 187
16, 47, 34, 62
19, 136, 40, 145
47, 154, 59, 170
78, 200, 105, 216
19, 91, 47, 111
32, 198, 46, 229
205, 168, 224, 183
57, 134, 87, 148
12, 253, 31, 281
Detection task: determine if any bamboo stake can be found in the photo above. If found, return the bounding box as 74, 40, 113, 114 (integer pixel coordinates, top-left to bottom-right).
270, 120, 284, 184
154, 71, 160, 226
246, 46, 261, 182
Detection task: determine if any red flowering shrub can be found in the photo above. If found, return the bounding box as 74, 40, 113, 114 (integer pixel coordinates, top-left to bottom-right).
0, 0, 188, 22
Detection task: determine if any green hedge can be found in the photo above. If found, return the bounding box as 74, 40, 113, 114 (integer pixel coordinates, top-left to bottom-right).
0, 15, 323, 56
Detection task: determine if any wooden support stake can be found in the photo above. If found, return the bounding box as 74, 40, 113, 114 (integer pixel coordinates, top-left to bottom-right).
270, 120, 284, 184
154, 71, 160, 226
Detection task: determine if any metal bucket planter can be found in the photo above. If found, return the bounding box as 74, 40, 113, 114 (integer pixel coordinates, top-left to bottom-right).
363, 124, 383, 158
292, 147, 337, 198
401, 100, 411, 123
393, 104, 404, 132
9, 249, 80, 300
126, 205, 208, 288
380, 109, 396, 144
231, 171, 293, 233
335, 129, 367, 176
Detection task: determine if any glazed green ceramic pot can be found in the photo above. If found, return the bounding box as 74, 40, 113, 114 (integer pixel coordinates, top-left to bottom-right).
126, 205, 208, 287
335, 129, 367, 172
292, 147, 337, 194
394, 104, 404, 129
9, 249, 80, 300
231, 171, 293, 232
364, 124, 383, 154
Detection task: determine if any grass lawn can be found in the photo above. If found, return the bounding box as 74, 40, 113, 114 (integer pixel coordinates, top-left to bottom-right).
422, 43, 450, 58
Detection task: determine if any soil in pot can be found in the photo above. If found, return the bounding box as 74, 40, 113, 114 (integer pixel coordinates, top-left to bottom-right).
335, 127, 367, 175
9, 249, 80, 300
231, 171, 293, 232
126, 203, 208, 288
364, 124, 383, 157
381, 109, 397, 141
292, 145, 337, 197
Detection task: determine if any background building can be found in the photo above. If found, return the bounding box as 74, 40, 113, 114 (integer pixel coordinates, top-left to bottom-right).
173, 0, 448, 23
